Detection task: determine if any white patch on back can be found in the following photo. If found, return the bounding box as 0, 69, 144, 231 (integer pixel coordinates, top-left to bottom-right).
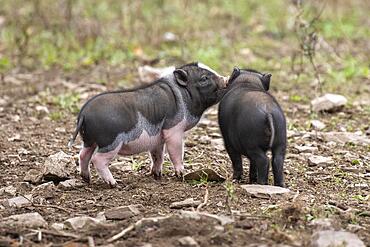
197, 62, 220, 76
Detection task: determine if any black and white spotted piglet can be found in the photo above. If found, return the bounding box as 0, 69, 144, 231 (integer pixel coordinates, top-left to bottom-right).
69, 62, 228, 187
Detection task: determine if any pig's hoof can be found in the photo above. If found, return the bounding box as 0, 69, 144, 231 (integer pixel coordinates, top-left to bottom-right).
80, 173, 91, 184
150, 170, 162, 180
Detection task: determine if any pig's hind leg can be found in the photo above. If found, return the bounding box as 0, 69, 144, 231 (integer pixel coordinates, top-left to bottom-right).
224, 145, 243, 181
78, 144, 96, 183
150, 144, 165, 179
247, 150, 269, 185
91, 143, 122, 187
272, 149, 285, 187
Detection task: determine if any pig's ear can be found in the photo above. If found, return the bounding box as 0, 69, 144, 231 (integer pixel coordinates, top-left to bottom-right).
261, 73, 271, 91
174, 69, 188, 87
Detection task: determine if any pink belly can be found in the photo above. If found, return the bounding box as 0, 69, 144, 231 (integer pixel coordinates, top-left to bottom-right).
118, 131, 163, 155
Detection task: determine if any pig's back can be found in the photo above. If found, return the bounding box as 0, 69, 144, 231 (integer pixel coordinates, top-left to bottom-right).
219, 90, 283, 151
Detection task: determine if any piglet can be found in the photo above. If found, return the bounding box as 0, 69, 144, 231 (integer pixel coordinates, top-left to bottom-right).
218, 68, 287, 187
69, 62, 228, 187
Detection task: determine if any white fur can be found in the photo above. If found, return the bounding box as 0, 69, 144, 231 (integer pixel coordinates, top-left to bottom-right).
197, 62, 221, 76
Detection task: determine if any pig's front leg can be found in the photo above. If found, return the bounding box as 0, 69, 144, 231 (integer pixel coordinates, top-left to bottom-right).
165, 133, 185, 176
150, 144, 165, 179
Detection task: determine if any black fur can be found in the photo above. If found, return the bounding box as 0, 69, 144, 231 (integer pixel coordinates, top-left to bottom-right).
218, 68, 287, 187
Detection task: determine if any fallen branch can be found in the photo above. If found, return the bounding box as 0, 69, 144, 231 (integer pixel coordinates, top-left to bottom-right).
107, 224, 135, 243
107, 216, 171, 243
197, 187, 209, 212
21, 194, 70, 213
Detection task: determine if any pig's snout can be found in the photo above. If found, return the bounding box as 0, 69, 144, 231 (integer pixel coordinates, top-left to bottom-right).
219, 76, 229, 88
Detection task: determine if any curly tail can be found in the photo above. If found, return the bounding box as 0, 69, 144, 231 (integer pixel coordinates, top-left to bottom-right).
267, 113, 275, 148
68, 116, 84, 148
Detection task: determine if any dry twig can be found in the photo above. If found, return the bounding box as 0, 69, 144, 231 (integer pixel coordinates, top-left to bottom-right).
196, 186, 209, 212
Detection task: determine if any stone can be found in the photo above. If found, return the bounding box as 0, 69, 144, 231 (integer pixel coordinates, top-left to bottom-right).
311, 120, 326, 130
210, 138, 224, 151
321, 132, 370, 146
307, 155, 334, 166
32, 181, 55, 192
3, 194, 32, 208
294, 145, 318, 154
240, 185, 291, 199
0, 185, 17, 196
311, 94, 347, 112
163, 32, 177, 42
35, 105, 49, 116
58, 179, 84, 189
134, 216, 172, 229
138, 65, 175, 83
179, 211, 234, 226
310, 230, 365, 247
110, 162, 132, 172
1, 212, 47, 228
184, 168, 225, 182
51, 223, 65, 231
308, 218, 335, 230
24, 169, 43, 184
170, 198, 202, 209
178, 236, 199, 247
42, 151, 75, 182
104, 205, 142, 220
65, 216, 103, 231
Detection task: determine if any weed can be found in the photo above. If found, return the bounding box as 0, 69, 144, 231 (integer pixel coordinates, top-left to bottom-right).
53, 93, 80, 114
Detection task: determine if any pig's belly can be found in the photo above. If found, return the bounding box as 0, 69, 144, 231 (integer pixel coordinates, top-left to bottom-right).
118, 130, 163, 155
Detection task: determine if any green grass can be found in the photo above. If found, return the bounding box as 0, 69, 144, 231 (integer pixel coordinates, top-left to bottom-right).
0, 0, 369, 97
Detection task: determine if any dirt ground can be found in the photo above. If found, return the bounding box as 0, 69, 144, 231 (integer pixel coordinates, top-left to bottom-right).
0, 68, 369, 247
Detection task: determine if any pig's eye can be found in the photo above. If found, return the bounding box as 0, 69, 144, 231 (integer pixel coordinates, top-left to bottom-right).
200, 75, 208, 82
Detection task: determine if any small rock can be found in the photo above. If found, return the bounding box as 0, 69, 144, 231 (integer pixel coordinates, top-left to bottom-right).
179, 211, 234, 226
184, 168, 225, 182
110, 162, 132, 172
0, 185, 17, 196
311, 120, 326, 130
55, 127, 66, 133
309, 218, 335, 230
307, 155, 334, 166
210, 138, 224, 151
104, 204, 142, 220
51, 223, 65, 231
178, 236, 199, 247
32, 182, 55, 192
311, 94, 347, 112
163, 32, 178, 42
310, 230, 365, 247
240, 185, 291, 199
138, 65, 175, 83
24, 169, 43, 184
135, 216, 171, 229
35, 105, 49, 115
3, 194, 32, 208
294, 145, 318, 154
58, 179, 84, 189
321, 132, 370, 146
170, 198, 202, 209
65, 216, 104, 231
1, 212, 47, 228
42, 151, 75, 182
7, 134, 21, 142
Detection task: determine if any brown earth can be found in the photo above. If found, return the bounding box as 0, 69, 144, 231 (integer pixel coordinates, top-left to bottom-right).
0, 68, 369, 247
